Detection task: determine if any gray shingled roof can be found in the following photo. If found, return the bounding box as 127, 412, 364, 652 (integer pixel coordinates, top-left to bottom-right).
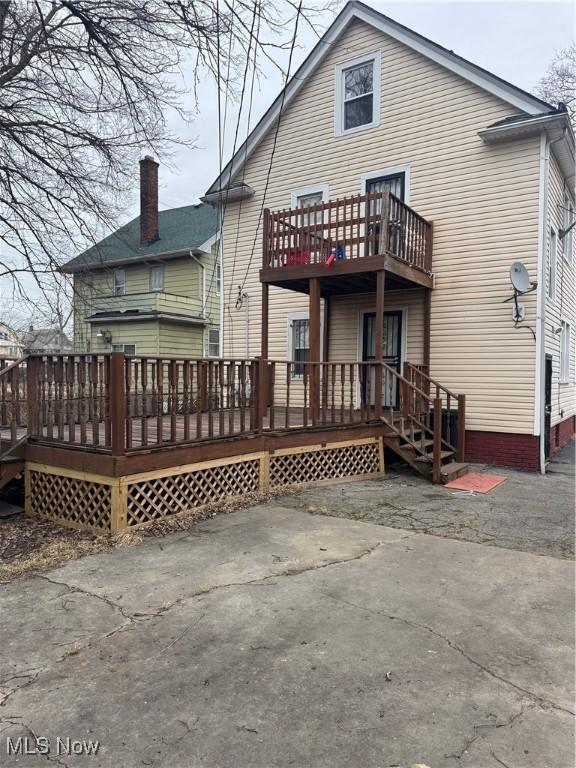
62, 203, 218, 273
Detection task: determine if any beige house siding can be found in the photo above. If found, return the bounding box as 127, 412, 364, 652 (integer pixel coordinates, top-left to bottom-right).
220, 19, 541, 434
545, 153, 576, 427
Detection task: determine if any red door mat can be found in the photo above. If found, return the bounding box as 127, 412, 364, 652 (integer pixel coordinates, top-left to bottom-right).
444, 472, 507, 493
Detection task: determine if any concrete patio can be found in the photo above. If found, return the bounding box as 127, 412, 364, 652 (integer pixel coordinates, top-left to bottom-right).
1, 493, 574, 767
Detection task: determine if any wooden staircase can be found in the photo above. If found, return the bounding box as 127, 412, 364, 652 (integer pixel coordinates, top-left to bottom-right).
379, 363, 468, 484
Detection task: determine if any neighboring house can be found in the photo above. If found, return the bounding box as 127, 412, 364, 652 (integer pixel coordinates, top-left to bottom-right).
22, 326, 72, 354
0, 323, 23, 357
62, 157, 221, 358
204, 0, 575, 471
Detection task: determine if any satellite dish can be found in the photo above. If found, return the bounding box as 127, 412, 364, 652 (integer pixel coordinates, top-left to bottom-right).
510, 262, 531, 294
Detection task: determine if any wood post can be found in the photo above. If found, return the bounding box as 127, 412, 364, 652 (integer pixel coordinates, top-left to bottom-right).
423, 287, 431, 373
262, 208, 270, 269
309, 278, 321, 424
379, 189, 390, 255
374, 270, 385, 420
457, 394, 466, 463
26, 356, 40, 438
260, 281, 269, 359
256, 356, 268, 431
433, 397, 442, 483
110, 352, 126, 456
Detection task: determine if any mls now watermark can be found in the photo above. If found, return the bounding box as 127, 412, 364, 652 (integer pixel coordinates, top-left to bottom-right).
6, 736, 100, 757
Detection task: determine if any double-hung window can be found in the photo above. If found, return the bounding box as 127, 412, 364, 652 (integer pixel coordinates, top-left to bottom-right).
114, 269, 126, 296
335, 52, 380, 136
560, 320, 572, 383
547, 228, 557, 301
149, 264, 164, 292
289, 314, 309, 377
208, 328, 220, 357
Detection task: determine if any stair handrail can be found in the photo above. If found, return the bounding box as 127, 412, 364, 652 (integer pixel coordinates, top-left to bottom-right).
404, 361, 459, 401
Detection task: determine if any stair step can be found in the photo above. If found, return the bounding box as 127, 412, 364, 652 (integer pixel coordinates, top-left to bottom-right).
414, 450, 454, 463
440, 462, 470, 482
399, 438, 434, 450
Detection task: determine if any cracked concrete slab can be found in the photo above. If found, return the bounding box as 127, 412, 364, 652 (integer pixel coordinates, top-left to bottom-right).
278, 446, 575, 559
0, 506, 573, 767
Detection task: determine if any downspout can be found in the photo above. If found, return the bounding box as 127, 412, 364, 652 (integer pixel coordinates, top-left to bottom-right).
535, 131, 564, 474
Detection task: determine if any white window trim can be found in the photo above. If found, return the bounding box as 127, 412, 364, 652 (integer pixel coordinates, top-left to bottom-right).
334, 50, 381, 138
207, 327, 220, 358
149, 264, 165, 292
559, 318, 572, 384
113, 268, 126, 297
111, 342, 136, 355
547, 227, 557, 302
360, 165, 411, 205
290, 183, 329, 209
286, 310, 325, 376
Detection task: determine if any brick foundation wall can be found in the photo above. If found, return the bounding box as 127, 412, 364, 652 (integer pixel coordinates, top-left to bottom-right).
550, 415, 576, 456
465, 430, 539, 471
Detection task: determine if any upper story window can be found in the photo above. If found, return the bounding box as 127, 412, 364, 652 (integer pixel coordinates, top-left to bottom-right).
547, 228, 557, 302
113, 268, 125, 296
149, 264, 164, 292
335, 52, 381, 137
563, 193, 574, 264
216, 261, 222, 295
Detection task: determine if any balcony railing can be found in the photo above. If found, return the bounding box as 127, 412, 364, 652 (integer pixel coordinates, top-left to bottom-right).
89, 291, 204, 318
263, 190, 432, 274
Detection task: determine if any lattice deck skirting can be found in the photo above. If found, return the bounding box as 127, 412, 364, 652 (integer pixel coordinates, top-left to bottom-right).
25, 437, 384, 533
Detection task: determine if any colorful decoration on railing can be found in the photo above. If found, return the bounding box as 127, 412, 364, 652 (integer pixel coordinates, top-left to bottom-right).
286, 250, 310, 266
325, 244, 345, 267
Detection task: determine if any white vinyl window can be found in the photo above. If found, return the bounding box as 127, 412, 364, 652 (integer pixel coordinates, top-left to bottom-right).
288, 313, 309, 377
560, 320, 571, 383
563, 194, 574, 264
216, 261, 222, 295
335, 52, 381, 136
547, 228, 557, 301
208, 327, 220, 357
149, 264, 164, 292
113, 268, 126, 296
111, 343, 136, 355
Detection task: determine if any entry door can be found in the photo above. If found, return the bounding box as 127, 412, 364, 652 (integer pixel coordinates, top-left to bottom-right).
544, 355, 552, 460
362, 310, 403, 408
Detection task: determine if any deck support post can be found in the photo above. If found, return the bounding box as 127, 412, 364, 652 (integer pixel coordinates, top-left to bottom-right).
110, 352, 126, 456
309, 277, 321, 424
257, 282, 270, 430
423, 287, 431, 375
457, 394, 466, 463
433, 397, 442, 483
374, 270, 385, 420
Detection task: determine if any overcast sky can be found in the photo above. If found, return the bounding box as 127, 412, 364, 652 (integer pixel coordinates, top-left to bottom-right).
1, 0, 573, 313
153, 0, 574, 213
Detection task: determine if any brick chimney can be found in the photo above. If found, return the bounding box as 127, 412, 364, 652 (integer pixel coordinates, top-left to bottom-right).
139, 156, 159, 245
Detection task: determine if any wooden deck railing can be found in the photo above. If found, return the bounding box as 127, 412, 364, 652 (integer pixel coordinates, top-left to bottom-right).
0, 356, 28, 454
10, 354, 464, 474
264, 190, 432, 273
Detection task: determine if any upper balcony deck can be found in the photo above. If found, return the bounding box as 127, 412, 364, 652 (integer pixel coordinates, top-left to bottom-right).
260, 190, 433, 294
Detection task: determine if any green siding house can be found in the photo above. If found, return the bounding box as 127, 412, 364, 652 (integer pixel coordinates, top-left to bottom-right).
62, 157, 220, 357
